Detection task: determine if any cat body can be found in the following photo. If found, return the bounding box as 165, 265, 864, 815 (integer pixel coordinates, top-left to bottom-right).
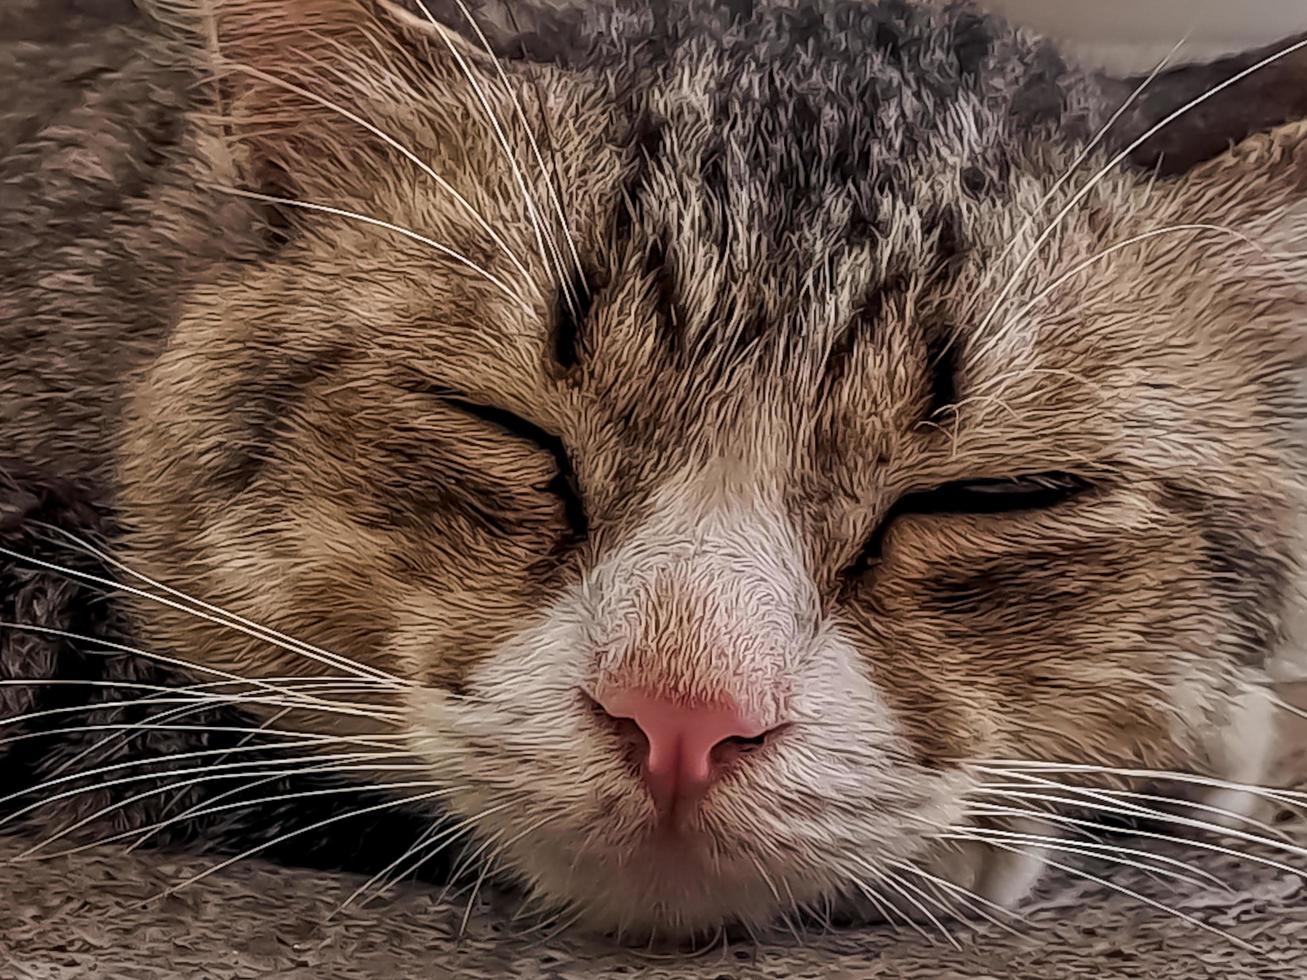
3, 0, 1307, 939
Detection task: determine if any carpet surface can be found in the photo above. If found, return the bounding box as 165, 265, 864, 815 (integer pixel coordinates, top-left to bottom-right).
3, 820, 1307, 980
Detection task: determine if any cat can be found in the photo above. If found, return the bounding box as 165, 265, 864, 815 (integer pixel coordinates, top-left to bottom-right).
3, 0, 1307, 942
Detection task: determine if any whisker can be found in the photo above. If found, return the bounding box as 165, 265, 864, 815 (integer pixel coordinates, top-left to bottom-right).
0, 719, 408, 757
14, 756, 422, 862
1264, 688, 1307, 726
371, 806, 518, 914
964, 795, 1307, 880
0, 671, 399, 732
748, 854, 803, 945
977, 776, 1294, 843
975, 37, 1188, 292
1, 551, 406, 696
458, 811, 558, 939
877, 865, 962, 950
0, 744, 409, 829
984, 222, 1282, 347
970, 33, 1307, 364
523, 902, 590, 950
37, 528, 415, 689
222, 59, 536, 293
45, 696, 293, 783
848, 875, 912, 938
938, 39, 1187, 375
152, 704, 300, 822
942, 833, 1259, 953
213, 187, 534, 314
0, 672, 404, 726
887, 859, 1024, 939
410, 0, 566, 304
332, 819, 445, 916
126, 752, 421, 854
843, 856, 936, 946
134, 785, 453, 907
975, 759, 1307, 804
942, 820, 1225, 892
447, 0, 586, 290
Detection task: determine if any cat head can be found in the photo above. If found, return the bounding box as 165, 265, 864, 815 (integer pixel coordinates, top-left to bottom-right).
119, 0, 1307, 936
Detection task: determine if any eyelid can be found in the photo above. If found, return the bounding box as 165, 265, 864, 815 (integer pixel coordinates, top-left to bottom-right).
896, 473, 1091, 515
437, 392, 565, 456
845, 472, 1091, 578
432, 389, 589, 540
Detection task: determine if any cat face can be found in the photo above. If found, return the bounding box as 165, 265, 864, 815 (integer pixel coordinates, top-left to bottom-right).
120, 0, 1307, 936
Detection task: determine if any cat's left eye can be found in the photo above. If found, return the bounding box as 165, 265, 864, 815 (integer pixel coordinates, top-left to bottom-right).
846, 472, 1090, 577
897, 472, 1090, 516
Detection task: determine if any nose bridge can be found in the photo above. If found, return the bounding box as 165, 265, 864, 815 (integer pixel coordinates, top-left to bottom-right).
592, 483, 810, 718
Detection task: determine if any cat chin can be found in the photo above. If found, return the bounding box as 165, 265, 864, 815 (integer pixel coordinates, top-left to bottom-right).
494, 826, 1051, 941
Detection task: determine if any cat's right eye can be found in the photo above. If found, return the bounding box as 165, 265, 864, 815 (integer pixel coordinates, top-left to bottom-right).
436, 392, 589, 543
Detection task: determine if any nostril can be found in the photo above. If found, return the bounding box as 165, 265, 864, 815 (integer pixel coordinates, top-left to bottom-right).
710, 722, 790, 764
586, 688, 790, 816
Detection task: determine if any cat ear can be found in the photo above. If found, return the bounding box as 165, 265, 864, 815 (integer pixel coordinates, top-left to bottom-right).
1100, 32, 1307, 176
139, 0, 501, 197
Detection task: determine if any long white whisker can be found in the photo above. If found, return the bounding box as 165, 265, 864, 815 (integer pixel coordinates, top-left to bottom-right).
43, 695, 286, 782
0, 744, 407, 827
411, 0, 565, 302
458, 810, 557, 938
1, 546, 405, 691
943, 822, 1223, 892
975, 759, 1307, 804
943, 832, 1259, 953
126, 753, 422, 855
448, 0, 586, 287
37, 529, 414, 689
386, 812, 503, 916
846, 872, 915, 938
224, 60, 536, 292
977, 776, 1294, 844
969, 37, 1188, 306
965, 796, 1307, 880
334, 818, 446, 916
0, 673, 403, 726
213, 187, 534, 314
14, 756, 421, 862
981, 223, 1278, 358
134, 786, 452, 905
970, 34, 1307, 364
0, 719, 406, 758
0, 674, 397, 736
748, 854, 803, 945
875, 865, 960, 949
887, 859, 1024, 938
1264, 688, 1307, 727
153, 704, 299, 822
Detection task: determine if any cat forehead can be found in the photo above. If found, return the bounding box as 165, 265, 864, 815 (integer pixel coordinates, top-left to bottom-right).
535, 0, 1105, 382
576, 0, 1093, 226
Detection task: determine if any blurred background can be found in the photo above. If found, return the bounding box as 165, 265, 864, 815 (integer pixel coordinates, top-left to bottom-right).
985, 0, 1307, 71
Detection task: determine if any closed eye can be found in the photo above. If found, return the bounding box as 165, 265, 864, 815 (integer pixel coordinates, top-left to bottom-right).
846, 472, 1090, 577
432, 390, 588, 542
895, 472, 1091, 515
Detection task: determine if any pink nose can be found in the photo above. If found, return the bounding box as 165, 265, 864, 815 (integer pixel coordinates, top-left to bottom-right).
596, 691, 778, 819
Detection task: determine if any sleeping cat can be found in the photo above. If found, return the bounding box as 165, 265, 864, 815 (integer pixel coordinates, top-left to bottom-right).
3, 0, 1307, 941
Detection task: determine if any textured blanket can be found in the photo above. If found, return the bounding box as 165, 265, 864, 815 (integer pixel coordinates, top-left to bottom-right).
3, 819, 1307, 980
